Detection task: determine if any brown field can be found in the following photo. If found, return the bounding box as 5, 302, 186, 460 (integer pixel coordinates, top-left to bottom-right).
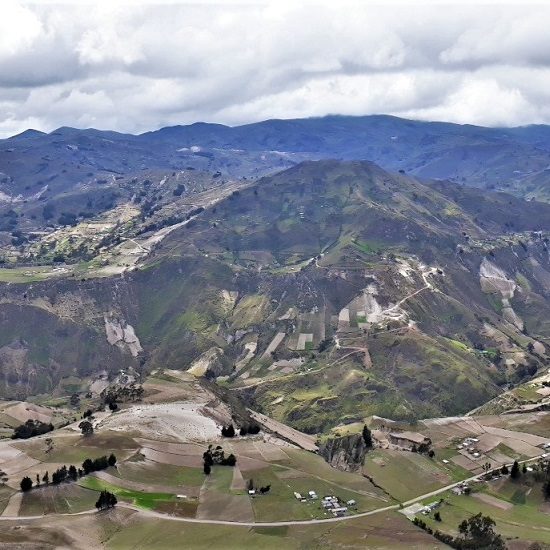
473, 492, 514, 510
92, 470, 201, 498
140, 446, 204, 467
3, 402, 54, 424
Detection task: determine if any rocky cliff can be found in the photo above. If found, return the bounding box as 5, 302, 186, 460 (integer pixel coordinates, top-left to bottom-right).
318, 433, 368, 472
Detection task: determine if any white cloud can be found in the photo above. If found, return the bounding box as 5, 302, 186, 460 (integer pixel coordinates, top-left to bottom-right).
0, 2, 550, 137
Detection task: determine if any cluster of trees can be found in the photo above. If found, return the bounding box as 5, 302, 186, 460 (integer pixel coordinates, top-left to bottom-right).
83, 454, 117, 474
57, 212, 78, 226
414, 513, 504, 549
221, 423, 261, 438
95, 490, 117, 511
0, 209, 18, 232
203, 445, 237, 475
101, 384, 144, 405
139, 214, 185, 234
173, 184, 185, 196
20, 454, 116, 492
239, 424, 261, 436
51, 465, 79, 484
411, 438, 434, 457
12, 419, 54, 440
483, 458, 550, 501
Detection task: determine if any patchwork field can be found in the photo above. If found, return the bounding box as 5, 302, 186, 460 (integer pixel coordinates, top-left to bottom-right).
414, 475, 550, 547
1, 385, 550, 548
363, 449, 457, 502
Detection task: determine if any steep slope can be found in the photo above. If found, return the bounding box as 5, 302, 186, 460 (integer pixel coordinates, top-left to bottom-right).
2, 160, 549, 434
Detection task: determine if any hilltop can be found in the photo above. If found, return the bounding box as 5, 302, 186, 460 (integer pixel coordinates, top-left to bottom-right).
1, 159, 549, 432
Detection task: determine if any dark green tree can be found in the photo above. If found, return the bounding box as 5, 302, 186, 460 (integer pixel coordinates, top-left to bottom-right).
78, 420, 94, 437
68, 465, 78, 481
95, 490, 117, 511
20, 476, 33, 492
362, 425, 373, 448
221, 424, 235, 438
108, 453, 117, 467
510, 461, 521, 480
457, 513, 505, 549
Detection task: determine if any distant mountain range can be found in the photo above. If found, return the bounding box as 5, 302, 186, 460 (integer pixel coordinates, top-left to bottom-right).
2, 115, 550, 200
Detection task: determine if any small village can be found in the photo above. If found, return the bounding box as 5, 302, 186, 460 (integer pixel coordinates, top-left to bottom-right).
292, 490, 357, 517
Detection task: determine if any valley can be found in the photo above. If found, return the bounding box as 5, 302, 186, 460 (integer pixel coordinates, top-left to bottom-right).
2, 118, 550, 548
1, 372, 550, 548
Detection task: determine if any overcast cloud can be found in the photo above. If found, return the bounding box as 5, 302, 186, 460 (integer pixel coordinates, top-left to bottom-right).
1, 1, 550, 137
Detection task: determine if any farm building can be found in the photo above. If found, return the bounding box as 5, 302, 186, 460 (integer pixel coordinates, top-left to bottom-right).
389, 431, 430, 449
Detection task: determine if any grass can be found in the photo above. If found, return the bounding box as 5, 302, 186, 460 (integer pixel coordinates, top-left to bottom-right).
115, 462, 205, 487
419, 480, 550, 545
0, 485, 14, 515
106, 509, 430, 549
282, 449, 389, 499
0, 267, 53, 283
16, 433, 139, 464
351, 239, 381, 255
19, 483, 98, 515
513, 384, 544, 402
444, 338, 470, 353
363, 449, 453, 502
209, 465, 234, 493
78, 475, 177, 510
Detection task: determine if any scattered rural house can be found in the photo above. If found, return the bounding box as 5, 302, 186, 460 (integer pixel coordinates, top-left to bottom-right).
346, 499, 356, 507
294, 492, 302, 500
332, 506, 348, 516
248, 489, 256, 495
451, 482, 469, 496
421, 501, 441, 514
442, 459, 449, 464
308, 490, 318, 499
389, 431, 431, 450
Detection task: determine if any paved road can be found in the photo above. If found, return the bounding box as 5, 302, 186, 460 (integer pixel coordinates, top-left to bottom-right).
0, 454, 545, 527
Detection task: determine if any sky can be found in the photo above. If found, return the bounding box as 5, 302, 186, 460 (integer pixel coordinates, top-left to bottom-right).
1, 1, 550, 137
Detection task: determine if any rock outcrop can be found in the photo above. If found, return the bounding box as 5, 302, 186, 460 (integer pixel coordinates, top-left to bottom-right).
318, 433, 368, 472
